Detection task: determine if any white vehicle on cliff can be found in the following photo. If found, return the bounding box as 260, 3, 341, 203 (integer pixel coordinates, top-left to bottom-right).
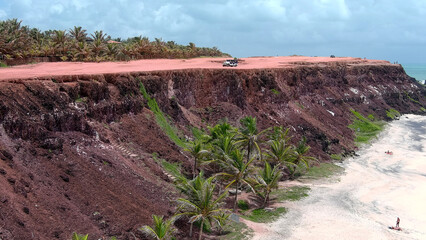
223, 59, 238, 67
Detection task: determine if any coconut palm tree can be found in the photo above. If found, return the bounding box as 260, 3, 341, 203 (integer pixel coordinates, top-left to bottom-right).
0, 19, 32, 58
249, 161, 282, 207
264, 139, 292, 168
52, 30, 68, 56
140, 215, 177, 240
69, 26, 87, 43
289, 136, 316, 178
184, 141, 210, 178
217, 148, 255, 211
72, 41, 90, 61
236, 116, 270, 164
90, 39, 105, 59
71, 233, 88, 240
90, 30, 108, 43
176, 173, 228, 240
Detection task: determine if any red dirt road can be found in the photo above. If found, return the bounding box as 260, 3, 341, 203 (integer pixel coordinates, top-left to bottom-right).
0, 56, 392, 81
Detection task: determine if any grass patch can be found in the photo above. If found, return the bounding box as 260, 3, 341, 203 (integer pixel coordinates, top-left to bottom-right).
237, 200, 250, 211
386, 109, 401, 120
330, 154, 342, 160
272, 186, 310, 202
348, 109, 385, 144
139, 81, 187, 148
404, 91, 421, 104
0, 61, 7, 68
421, 107, 426, 112
295, 101, 304, 109
219, 221, 253, 240
160, 158, 184, 179
241, 207, 287, 223
301, 162, 344, 180
271, 89, 280, 95
190, 126, 207, 142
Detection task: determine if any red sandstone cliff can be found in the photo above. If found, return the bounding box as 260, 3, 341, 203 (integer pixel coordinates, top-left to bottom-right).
0, 59, 425, 239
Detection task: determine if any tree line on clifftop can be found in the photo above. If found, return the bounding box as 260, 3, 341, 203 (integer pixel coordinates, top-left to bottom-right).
0, 19, 230, 64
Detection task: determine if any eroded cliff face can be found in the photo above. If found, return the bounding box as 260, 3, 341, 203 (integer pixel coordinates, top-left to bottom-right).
0, 63, 425, 239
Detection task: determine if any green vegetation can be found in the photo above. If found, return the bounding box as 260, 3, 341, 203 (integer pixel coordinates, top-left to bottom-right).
160, 159, 183, 179
295, 101, 305, 109
404, 92, 421, 104
272, 186, 310, 202
176, 173, 229, 240
0, 18, 229, 64
71, 233, 88, 240
271, 89, 280, 95
301, 162, 344, 180
330, 154, 342, 161
0, 61, 7, 67
75, 96, 86, 103
219, 221, 254, 240
140, 215, 177, 240
348, 109, 385, 144
237, 200, 250, 211
421, 107, 426, 112
242, 207, 287, 223
386, 109, 401, 120
139, 82, 187, 148
71, 233, 116, 240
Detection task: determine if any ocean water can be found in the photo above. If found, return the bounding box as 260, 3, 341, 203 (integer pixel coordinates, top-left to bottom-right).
402, 64, 426, 83
255, 114, 426, 240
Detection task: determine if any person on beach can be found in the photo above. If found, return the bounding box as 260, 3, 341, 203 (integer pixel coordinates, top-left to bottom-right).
396, 217, 400, 228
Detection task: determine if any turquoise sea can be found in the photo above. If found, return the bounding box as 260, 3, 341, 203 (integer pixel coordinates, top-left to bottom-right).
401, 64, 426, 83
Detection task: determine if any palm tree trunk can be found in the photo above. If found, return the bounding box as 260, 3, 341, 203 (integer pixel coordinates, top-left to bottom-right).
233, 180, 239, 212
247, 144, 251, 164
193, 159, 197, 178
198, 218, 204, 240
263, 191, 270, 207
190, 222, 193, 237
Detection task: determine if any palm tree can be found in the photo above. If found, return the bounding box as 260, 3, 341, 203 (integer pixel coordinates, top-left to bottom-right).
249, 161, 282, 207
71, 233, 88, 240
52, 30, 67, 56
140, 215, 177, 240
174, 172, 205, 237
184, 141, 210, 178
176, 173, 228, 240
90, 30, 108, 43
236, 116, 270, 164
290, 136, 316, 178
105, 43, 119, 60
218, 149, 255, 211
264, 139, 292, 168
0, 19, 32, 58
69, 26, 87, 42
208, 121, 235, 142
72, 41, 90, 61
90, 39, 105, 59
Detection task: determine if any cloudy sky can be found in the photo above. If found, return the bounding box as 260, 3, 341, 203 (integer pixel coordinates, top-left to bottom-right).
0, 0, 425, 63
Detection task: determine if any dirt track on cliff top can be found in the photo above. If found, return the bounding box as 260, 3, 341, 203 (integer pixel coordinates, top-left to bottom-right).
0, 56, 392, 80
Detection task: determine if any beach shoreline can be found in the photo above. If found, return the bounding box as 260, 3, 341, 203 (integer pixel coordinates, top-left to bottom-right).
243, 114, 426, 240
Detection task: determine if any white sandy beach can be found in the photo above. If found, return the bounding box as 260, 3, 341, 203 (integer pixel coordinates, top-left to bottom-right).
251, 114, 426, 240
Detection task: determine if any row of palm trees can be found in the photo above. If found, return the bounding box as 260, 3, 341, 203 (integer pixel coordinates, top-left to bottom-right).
0, 19, 229, 63
141, 116, 316, 240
